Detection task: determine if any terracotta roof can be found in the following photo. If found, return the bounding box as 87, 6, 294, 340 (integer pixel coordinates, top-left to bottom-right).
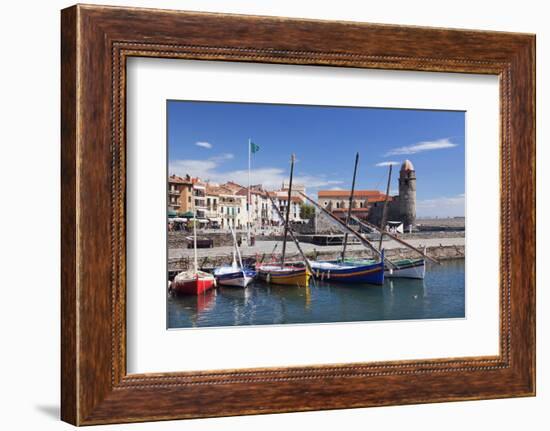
168, 174, 193, 185
205, 185, 224, 196
220, 181, 244, 193
236, 186, 266, 196
367, 195, 393, 203
318, 190, 386, 198
332, 208, 370, 213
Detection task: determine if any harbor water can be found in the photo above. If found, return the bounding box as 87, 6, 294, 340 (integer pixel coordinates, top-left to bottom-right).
167, 259, 465, 329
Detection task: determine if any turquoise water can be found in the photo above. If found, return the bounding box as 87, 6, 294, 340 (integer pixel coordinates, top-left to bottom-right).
167, 259, 465, 329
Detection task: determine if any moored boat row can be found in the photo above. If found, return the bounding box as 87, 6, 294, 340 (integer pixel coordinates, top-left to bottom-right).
170, 152, 434, 296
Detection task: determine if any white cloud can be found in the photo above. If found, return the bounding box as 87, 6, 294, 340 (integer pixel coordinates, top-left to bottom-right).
195, 141, 213, 149
169, 154, 343, 191
375, 161, 400, 167
416, 193, 465, 217
385, 138, 457, 156
211, 153, 234, 162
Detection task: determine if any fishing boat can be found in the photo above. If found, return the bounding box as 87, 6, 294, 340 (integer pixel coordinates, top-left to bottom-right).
385, 257, 425, 279
259, 154, 312, 287
257, 264, 311, 286
307, 153, 385, 286
171, 212, 216, 295
339, 256, 426, 280
171, 269, 216, 295
310, 253, 385, 285
214, 264, 256, 287
213, 226, 256, 287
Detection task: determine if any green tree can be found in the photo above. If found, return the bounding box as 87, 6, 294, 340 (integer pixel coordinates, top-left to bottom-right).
300, 203, 315, 220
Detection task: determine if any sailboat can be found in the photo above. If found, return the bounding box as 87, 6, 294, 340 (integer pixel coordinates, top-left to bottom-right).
171, 212, 216, 295
214, 226, 256, 287
349, 215, 434, 279
313, 161, 428, 281
257, 154, 311, 287
310, 252, 385, 285
307, 153, 385, 286
385, 257, 426, 279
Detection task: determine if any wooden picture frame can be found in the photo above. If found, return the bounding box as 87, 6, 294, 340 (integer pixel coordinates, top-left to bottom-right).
61, 4, 535, 425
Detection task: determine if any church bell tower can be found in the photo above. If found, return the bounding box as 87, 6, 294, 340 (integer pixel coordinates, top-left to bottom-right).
398, 159, 416, 229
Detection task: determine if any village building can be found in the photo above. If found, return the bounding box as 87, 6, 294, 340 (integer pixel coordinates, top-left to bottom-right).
168, 175, 310, 229
269, 192, 305, 223
236, 185, 273, 229
168, 174, 193, 215
368, 160, 417, 229
217, 182, 247, 229
317, 189, 389, 222
316, 159, 417, 229
192, 181, 207, 217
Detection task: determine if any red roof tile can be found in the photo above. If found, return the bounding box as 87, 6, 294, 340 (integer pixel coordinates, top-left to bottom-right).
318, 190, 386, 198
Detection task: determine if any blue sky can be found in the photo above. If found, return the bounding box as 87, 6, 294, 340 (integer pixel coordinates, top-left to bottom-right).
168, 100, 465, 217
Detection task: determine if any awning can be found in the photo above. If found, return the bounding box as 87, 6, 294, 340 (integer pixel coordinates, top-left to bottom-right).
179, 211, 194, 218
167, 210, 178, 218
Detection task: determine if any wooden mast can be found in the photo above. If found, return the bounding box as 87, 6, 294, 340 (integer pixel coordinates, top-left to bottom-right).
341, 152, 359, 260
350, 215, 439, 264
378, 164, 393, 250
298, 191, 397, 268
266, 192, 313, 275
280, 154, 295, 267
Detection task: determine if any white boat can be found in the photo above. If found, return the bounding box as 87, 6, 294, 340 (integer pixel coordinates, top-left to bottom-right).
384, 258, 426, 280
214, 263, 256, 287
213, 226, 256, 288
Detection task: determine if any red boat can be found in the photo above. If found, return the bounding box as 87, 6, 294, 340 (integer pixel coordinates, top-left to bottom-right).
170, 210, 216, 296
171, 270, 216, 295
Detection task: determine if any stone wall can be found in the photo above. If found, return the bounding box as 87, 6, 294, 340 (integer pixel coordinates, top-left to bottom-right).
168, 244, 465, 272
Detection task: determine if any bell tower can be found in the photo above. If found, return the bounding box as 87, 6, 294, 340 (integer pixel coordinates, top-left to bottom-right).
398, 159, 416, 228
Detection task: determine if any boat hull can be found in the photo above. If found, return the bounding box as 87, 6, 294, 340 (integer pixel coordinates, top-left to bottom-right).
171, 274, 216, 295
311, 261, 384, 285
257, 266, 311, 287
385, 259, 425, 279
215, 269, 256, 288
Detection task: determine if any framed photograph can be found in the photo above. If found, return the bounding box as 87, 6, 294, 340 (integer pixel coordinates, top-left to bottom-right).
61, 4, 535, 425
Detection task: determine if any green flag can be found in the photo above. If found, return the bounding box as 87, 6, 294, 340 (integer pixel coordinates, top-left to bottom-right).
250, 141, 260, 154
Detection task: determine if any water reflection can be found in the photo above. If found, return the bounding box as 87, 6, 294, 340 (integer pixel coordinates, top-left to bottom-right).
167, 259, 465, 329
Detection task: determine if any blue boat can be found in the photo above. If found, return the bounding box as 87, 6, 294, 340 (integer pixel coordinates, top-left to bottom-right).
213, 226, 256, 288
310, 251, 385, 285
214, 265, 256, 287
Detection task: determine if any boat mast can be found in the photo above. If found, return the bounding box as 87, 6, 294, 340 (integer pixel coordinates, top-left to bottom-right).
247, 138, 251, 245
300, 191, 386, 262
281, 154, 295, 267
349, 214, 439, 264
266, 191, 313, 275
378, 164, 393, 250
230, 225, 245, 271
193, 208, 198, 273
341, 152, 359, 260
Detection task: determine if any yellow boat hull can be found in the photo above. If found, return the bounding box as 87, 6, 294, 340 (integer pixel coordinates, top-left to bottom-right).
258, 266, 311, 287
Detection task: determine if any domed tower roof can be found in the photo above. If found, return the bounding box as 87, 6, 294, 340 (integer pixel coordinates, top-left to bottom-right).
401, 159, 415, 172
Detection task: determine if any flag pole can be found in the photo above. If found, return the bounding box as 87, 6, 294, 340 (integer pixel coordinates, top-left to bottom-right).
247, 138, 251, 245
